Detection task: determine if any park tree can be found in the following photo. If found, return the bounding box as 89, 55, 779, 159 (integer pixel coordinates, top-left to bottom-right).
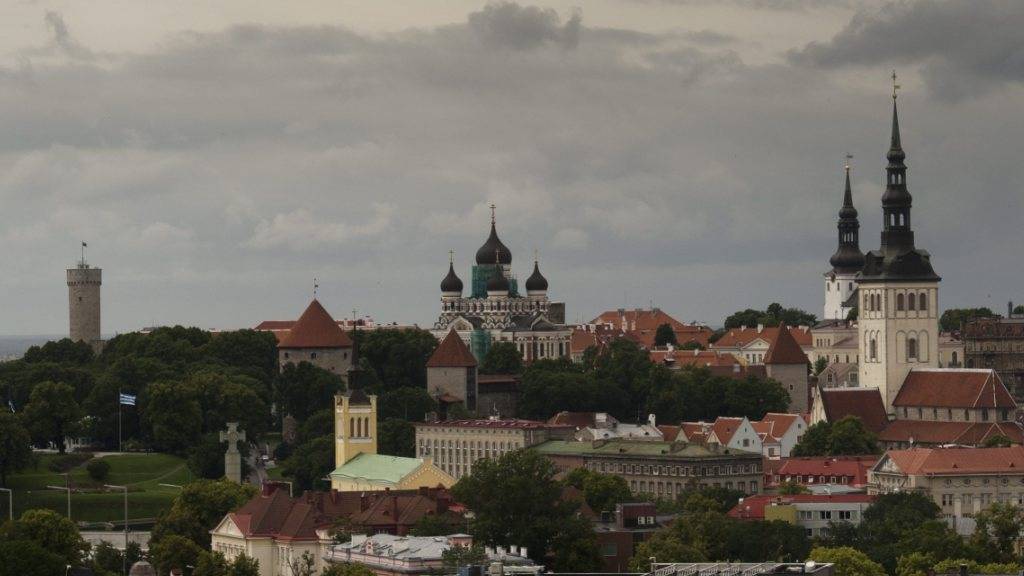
724, 304, 816, 330
409, 512, 466, 536
939, 308, 998, 332
969, 502, 1024, 562
151, 478, 257, 548
654, 323, 678, 347
809, 547, 886, 576
22, 338, 94, 365
792, 417, 878, 457
22, 381, 81, 453
452, 449, 601, 569
814, 357, 829, 375
442, 544, 488, 569
201, 329, 279, 383
378, 418, 416, 457
378, 387, 436, 422
0, 540, 66, 576
193, 551, 231, 576
565, 468, 632, 513
0, 411, 32, 485
2, 508, 89, 565
982, 435, 1012, 448
275, 362, 345, 422
323, 564, 376, 576
150, 534, 203, 575
281, 436, 334, 492
145, 380, 203, 454
356, 328, 439, 390
481, 341, 525, 374
777, 480, 810, 495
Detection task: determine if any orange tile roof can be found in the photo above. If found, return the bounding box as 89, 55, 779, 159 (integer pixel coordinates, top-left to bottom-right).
711, 417, 745, 445
278, 300, 353, 349
893, 369, 1015, 409
658, 425, 681, 442
818, 388, 889, 433
650, 349, 739, 367
772, 456, 878, 487
884, 445, 1024, 475
764, 325, 809, 365
591, 308, 712, 348
426, 330, 477, 368
680, 422, 713, 443
878, 420, 1024, 446
712, 325, 812, 349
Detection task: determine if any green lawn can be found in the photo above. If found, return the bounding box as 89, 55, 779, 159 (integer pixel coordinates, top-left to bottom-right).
3, 453, 192, 523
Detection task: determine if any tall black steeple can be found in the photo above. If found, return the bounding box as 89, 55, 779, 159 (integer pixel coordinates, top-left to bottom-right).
860, 74, 939, 282
829, 158, 865, 273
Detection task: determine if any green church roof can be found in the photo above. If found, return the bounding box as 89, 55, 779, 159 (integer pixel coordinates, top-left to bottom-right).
329, 453, 425, 485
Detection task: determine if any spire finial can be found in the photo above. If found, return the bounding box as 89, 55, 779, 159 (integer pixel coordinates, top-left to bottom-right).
489, 203, 496, 224
534, 248, 539, 263
891, 70, 900, 100
845, 153, 853, 172
449, 249, 454, 264
313, 278, 319, 298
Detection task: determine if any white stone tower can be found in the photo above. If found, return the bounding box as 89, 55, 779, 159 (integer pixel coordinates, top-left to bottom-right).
857, 83, 941, 412
824, 159, 865, 321
67, 245, 102, 344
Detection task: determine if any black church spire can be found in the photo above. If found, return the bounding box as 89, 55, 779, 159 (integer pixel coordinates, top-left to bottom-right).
829, 159, 864, 273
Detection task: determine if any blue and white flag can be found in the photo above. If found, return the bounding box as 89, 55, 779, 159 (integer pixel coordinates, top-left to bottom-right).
119, 393, 137, 406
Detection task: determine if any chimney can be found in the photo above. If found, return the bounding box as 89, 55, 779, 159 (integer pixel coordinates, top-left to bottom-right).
648, 414, 656, 427
757, 324, 764, 333
520, 547, 527, 558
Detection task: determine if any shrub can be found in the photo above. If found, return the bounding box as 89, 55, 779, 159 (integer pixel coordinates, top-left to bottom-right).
86, 459, 111, 481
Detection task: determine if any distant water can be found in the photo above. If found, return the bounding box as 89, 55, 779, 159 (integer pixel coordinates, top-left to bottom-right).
0, 335, 61, 361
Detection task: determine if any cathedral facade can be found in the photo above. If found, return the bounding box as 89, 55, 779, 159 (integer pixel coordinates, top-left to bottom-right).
432, 210, 570, 362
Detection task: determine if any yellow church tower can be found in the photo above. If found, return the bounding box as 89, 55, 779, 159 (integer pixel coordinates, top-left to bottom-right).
330, 389, 454, 491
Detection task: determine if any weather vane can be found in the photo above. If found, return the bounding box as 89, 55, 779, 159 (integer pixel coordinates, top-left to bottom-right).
489, 203, 496, 223
313, 278, 318, 298
449, 249, 454, 263
845, 153, 853, 171
891, 70, 900, 100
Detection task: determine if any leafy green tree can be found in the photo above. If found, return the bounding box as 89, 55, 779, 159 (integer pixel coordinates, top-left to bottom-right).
442, 545, 488, 569
275, 362, 345, 421
792, 417, 878, 457
932, 559, 1021, 575
895, 552, 934, 576
299, 409, 335, 441
230, 554, 260, 576
480, 341, 525, 375
777, 480, 810, 495
187, 432, 250, 480
22, 339, 94, 365
193, 550, 231, 576
322, 564, 376, 576
201, 329, 279, 383
145, 380, 203, 454
378, 387, 436, 422
281, 436, 334, 492
91, 540, 143, 575
189, 370, 270, 441
1015, 305, 1024, 315
2, 509, 89, 565
846, 306, 859, 321
724, 304, 816, 330
409, 512, 466, 536
0, 411, 32, 485
22, 381, 81, 453
982, 435, 1012, 448
517, 369, 630, 421
150, 534, 203, 574
630, 531, 705, 570
940, 308, 999, 332
378, 418, 415, 457
151, 478, 257, 548
969, 502, 1024, 562
0, 540, 66, 576
357, 328, 439, 391
809, 547, 886, 576
680, 341, 704, 350
814, 357, 829, 375
451, 449, 600, 569
565, 468, 632, 513
86, 458, 111, 481
286, 550, 317, 576
655, 323, 678, 347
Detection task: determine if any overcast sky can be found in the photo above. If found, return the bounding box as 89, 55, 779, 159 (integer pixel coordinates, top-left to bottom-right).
2, 0, 1022, 335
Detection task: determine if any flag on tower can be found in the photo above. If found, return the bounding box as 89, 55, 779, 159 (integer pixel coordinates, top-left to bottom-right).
119, 393, 136, 406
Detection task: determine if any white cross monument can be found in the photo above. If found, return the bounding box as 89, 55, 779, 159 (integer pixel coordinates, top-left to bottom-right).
220, 422, 246, 484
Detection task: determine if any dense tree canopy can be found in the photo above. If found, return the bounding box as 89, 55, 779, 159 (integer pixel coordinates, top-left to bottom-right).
724, 303, 817, 329
0, 411, 32, 485
480, 341, 525, 375
151, 479, 257, 549
22, 381, 81, 453
792, 417, 879, 457
939, 307, 999, 332
654, 323, 678, 347
356, 328, 439, 390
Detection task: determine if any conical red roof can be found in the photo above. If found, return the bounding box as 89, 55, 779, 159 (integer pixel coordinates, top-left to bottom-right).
764, 325, 808, 365
278, 300, 353, 349
426, 330, 477, 368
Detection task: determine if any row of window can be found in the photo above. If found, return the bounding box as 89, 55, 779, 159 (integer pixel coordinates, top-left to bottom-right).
775, 475, 853, 485
347, 416, 371, 439
940, 492, 1024, 508
798, 509, 856, 521
864, 291, 930, 313
589, 460, 761, 477
631, 479, 758, 495
900, 406, 1009, 422
442, 299, 546, 313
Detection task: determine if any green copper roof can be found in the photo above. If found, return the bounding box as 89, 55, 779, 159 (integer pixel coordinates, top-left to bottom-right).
532, 440, 757, 459
329, 453, 424, 485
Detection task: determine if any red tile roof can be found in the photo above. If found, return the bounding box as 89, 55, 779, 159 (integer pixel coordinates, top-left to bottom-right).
728, 493, 876, 520
878, 420, 1024, 446
756, 413, 801, 442
769, 456, 879, 487
277, 300, 353, 349
658, 425, 681, 442
711, 417, 745, 445
415, 418, 569, 430
591, 308, 712, 349
680, 422, 713, 443
893, 369, 1015, 409
818, 388, 889, 433
548, 411, 608, 429
883, 445, 1024, 475
650, 349, 739, 368
712, 325, 812, 349
764, 325, 809, 365
426, 330, 477, 368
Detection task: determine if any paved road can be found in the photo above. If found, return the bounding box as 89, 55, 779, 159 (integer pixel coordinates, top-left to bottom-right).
80, 530, 150, 551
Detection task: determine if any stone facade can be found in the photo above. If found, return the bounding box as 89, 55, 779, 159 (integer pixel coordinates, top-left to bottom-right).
767, 363, 810, 414
281, 347, 353, 379
67, 263, 102, 345
963, 315, 1024, 400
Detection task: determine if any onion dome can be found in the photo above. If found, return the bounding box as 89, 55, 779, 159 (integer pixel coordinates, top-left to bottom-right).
525, 259, 548, 293
486, 262, 510, 295
440, 258, 463, 295
829, 163, 865, 273
475, 208, 512, 265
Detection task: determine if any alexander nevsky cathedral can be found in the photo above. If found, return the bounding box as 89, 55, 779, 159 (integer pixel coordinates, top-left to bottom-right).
432, 208, 570, 362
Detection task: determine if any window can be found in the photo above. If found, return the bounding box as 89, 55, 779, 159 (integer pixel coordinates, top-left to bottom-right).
799, 510, 813, 520
896, 293, 905, 311
908, 293, 916, 311
838, 510, 853, 521
870, 339, 878, 361
982, 408, 989, 421
919, 293, 928, 311
941, 494, 954, 506
907, 338, 918, 360
819, 510, 832, 520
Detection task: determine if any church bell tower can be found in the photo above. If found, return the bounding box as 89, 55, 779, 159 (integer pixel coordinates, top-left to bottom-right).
824, 158, 865, 321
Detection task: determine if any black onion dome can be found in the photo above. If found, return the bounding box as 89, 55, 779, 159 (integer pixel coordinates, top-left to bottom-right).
440, 262, 463, 293
525, 260, 548, 292
830, 245, 865, 272
475, 222, 512, 265
486, 266, 510, 293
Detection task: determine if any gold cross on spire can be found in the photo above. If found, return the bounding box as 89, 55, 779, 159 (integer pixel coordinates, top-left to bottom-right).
845, 153, 853, 171
489, 203, 496, 224
449, 249, 454, 263
534, 248, 539, 262
892, 70, 900, 100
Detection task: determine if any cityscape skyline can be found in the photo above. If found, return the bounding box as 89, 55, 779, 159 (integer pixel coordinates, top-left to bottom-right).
1, 1, 1022, 335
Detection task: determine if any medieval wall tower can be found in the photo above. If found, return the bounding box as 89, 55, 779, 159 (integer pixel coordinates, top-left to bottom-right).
67, 248, 102, 344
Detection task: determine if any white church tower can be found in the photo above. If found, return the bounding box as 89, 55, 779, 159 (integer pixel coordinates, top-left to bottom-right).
857, 81, 941, 412
824, 159, 865, 321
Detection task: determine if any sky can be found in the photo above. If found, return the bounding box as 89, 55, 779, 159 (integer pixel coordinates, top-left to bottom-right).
1, 0, 1022, 335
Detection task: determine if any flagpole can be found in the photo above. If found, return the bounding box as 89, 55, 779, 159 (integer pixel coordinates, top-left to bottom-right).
118, 389, 122, 454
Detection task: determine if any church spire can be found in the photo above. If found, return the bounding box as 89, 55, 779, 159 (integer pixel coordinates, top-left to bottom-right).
880, 71, 913, 252
829, 156, 864, 273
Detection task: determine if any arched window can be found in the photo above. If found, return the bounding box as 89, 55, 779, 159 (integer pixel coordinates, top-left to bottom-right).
907, 338, 918, 360
870, 338, 878, 361
350, 419, 355, 438
908, 293, 916, 311
919, 293, 928, 311
896, 294, 905, 311
952, 351, 959, 366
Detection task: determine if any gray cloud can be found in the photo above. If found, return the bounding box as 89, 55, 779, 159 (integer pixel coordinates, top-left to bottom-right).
467, 2, 581, 50
791, 0, 1024, 100
0, 2, 1021, 335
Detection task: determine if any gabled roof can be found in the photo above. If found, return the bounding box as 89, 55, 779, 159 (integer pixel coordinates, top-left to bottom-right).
590, 308, 712, 348
278, 300, 353, 349
680, 422, 713, 443
712, 325, 812, 349
658, 425, 681, 442
881, 446, 1024, 476
892, 369, 1015, 409
753, 413, 802, 442
818, 388, 889, 433
711, 417, 746, 445
329, 453, 444, 485
773, 456, 878, 486
426, 330, 477, 368
878, 420, 1024, 446
765, 325, 809, 365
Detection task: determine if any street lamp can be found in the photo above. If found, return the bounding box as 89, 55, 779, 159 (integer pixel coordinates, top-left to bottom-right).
46, 473, 72, 520
104, 484, 128, 576
0, 488, 11, 522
